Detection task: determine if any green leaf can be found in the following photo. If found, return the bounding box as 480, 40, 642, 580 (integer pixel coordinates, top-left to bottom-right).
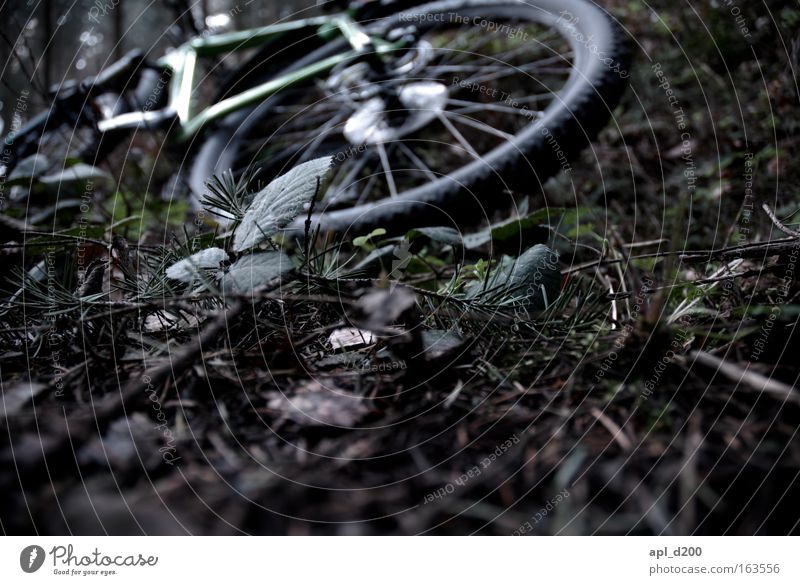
462, 209, 567, 251
7, 154, 50, 185
165, 247, 228, 282
407, 226, 464, 247
353, 227, 386, 248
341, 244, 396, 277
488, 209, 561, 242
467, 244, 561, 310
232, 157, 332, 252
39, 163, 112, 186
221, 251, 294, 294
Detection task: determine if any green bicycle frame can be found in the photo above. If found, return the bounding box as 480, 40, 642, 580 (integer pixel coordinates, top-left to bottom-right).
158, 12, 399, 142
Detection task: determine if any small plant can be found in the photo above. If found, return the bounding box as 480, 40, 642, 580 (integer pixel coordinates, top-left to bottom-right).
165, 157, 334, 294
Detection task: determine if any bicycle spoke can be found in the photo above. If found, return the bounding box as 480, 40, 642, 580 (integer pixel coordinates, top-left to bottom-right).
445, 112, 514, 140
448, 105, 540, 120
269, 102, 338, 114
429, 24, 477, 64
376, 141, 399, 199
438, 26, 561, 67
458, 64, 572, 88
296, 112, 347, 165
447, 98, 543, 118
514, 93, 559, 105
429, 48, 572, 77
356, 170, 381, 205
326, 150, 372, 204
436, 112, 480, 160
397, 142, 437, 180
436, 30, 502, 66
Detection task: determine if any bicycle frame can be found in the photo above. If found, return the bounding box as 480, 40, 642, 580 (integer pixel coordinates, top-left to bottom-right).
112, 11, 401, 143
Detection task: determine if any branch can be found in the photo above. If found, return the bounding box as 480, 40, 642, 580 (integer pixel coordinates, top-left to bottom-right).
762, 203, 800, 238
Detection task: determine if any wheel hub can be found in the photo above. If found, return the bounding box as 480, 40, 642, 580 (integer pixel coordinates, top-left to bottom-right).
343, 81, 448, 145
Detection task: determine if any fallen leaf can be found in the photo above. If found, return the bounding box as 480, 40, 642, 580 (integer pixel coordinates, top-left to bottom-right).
0, 382, 47, 418
355, 286, 416, 330
328, 328, 376, 350
79, 413, 163, 471
421, 329, 464, 360
143, 310, 204, 332
266, 380, 369, 428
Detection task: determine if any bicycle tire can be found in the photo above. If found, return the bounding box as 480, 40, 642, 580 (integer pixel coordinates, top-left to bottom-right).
190, 0, 631, 236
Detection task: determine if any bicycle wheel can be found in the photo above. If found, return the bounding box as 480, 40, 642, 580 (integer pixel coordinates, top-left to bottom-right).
190, 0, 630, 236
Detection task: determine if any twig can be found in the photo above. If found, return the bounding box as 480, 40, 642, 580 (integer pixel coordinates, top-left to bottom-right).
762, 203, 800, 238
689, 264, 784, 286
590, 407, 633, 451
677, 237, 800, 262
304, 178, 319, 253
0, 214, 33, 234
0, 25, 47, 99
4, 232, 157, 251
689, 350, 800, 404
0, 302, 240, 482
564, 236, 800, 274
61, 288, 351, 323
127, 300, 244, 400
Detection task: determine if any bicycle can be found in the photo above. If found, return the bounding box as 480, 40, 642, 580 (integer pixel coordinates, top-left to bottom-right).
2, 0, 630, 236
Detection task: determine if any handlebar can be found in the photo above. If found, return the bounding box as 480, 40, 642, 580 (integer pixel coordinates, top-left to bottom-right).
80, 50, 147, 96
1, 50, 168, 174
